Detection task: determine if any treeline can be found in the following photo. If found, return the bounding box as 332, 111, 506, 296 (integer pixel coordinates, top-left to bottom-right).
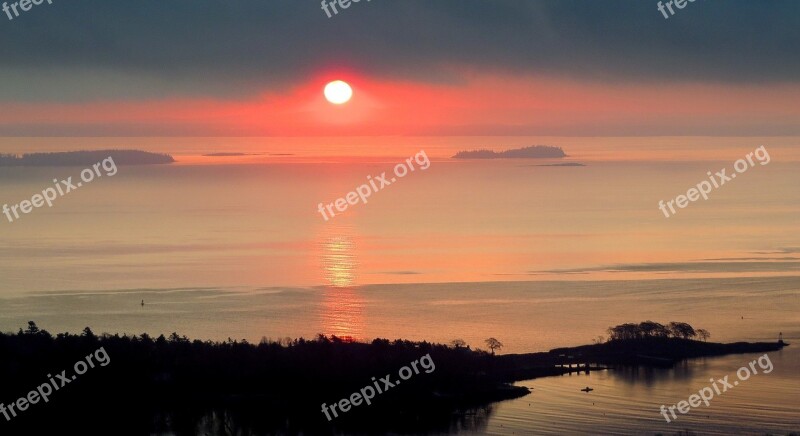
0, 322, 518, 435
607, 321, 710, 341
0, 150, 174, 166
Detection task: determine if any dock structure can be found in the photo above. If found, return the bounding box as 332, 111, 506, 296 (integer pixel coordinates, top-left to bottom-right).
555, 360, 594, 375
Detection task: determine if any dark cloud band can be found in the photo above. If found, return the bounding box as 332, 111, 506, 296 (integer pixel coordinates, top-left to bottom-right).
0, 0, 798, 101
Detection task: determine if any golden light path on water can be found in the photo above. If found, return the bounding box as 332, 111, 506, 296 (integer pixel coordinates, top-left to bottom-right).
319, 230, 364, 341
323, 235, 356, 288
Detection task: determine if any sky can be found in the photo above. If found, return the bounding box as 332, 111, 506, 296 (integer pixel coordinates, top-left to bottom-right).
0, 0, 798, 136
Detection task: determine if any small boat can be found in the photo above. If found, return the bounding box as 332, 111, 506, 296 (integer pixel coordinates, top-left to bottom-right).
581, 387, 593, 392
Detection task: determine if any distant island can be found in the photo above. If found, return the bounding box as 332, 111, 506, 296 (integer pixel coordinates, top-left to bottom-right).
0, 150, 174, 166
203, 152, 249, 157
452, 145, 567, 159
0, 320, 786, 434
202, 152, 294, 157
535, 162, 586, 167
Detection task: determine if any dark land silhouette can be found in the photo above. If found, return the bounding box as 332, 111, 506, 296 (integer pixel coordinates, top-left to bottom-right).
452, 145, 567, 159
497, 321, 786, 380
0, 321, 787, 435
0, 150, 174, 166
0, 322, 522, 435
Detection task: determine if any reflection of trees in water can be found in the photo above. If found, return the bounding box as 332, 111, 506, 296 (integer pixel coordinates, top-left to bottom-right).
448, 405, 494, 434
612, 359, 695, 388
182, 403, 495, 435
196, 410, 238, 436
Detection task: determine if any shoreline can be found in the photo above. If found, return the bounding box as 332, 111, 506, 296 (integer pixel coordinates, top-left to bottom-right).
498, 337, 789, 382
0, 323, 789, 433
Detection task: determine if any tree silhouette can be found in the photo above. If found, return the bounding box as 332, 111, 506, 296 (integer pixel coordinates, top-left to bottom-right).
485, 338, 503, 355
668, 322, 696, 340
697, 329, 710, 342
639, 321, 669, 338
0, 322, 526, 434
25, 321, 40, 335
606, 321, 704, 341
451, 339, 467, 349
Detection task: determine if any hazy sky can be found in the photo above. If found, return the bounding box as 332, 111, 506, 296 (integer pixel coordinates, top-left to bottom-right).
0, 0, 798, 136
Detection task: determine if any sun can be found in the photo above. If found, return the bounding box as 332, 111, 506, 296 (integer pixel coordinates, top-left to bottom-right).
324, 80, 353, 105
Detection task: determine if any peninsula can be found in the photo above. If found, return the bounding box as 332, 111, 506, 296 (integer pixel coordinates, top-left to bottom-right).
0, 320, 786, 434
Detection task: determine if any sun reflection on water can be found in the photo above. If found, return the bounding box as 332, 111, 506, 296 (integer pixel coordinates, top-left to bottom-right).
319, 230, 365, 341
323, 235, 357, 288
320, 287, 365, 341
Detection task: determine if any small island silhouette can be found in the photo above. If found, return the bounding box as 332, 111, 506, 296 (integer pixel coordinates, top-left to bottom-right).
535, 162, 586, 167
452, 145, 567, 159
0, 150, 174, 166
202, 152, 294, 157
0, 321, 786, 434
203, 152, 250, 157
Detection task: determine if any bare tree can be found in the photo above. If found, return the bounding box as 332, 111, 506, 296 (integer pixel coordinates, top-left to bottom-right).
485, 338, 503, 355
697, 329, 710, 342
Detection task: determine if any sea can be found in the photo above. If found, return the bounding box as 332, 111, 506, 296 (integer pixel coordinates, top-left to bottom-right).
0, 136, 798, 434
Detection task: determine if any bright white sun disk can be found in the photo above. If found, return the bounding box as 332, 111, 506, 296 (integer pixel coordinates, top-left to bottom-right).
324, 80, 353, 105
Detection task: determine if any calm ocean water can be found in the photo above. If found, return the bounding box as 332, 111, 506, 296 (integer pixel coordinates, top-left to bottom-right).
1, 149, 799, 294
485, 347, 800, 435
1, 137, 798, 434
0, 279, 797, 435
